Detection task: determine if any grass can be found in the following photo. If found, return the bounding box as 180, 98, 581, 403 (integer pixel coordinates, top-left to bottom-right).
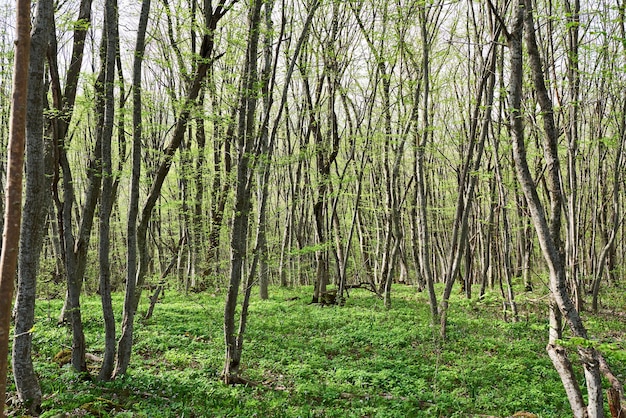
7, 283, 626, 417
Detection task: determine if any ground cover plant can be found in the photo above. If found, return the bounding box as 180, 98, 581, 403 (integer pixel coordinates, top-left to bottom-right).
7, 284, 626, 417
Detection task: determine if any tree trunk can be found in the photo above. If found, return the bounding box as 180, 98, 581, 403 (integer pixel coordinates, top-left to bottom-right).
507, 1, 604, 414
49, 0, 101, 371
257, 0, 277, 300
98, 0, 119, 381
414, 2, 439, 320
563, 0, 583, 312
223, 0, 263, 383
11, 0, 52, 411
49, 0, 94, 326
224, 0, 317, 382
112, 0, 147, 377
0, 0, 30, 413
440, 20, 500, 337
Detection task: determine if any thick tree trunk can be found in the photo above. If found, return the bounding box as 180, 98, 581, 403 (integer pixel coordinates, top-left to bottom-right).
0, 0, 30, 413
11, 0, 52, 412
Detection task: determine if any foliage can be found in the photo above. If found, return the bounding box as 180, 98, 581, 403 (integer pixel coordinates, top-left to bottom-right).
7, 284, 626, 417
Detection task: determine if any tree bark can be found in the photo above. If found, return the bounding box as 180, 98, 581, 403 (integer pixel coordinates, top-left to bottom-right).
49, 0, 93, 326
413, 1, 439, 321
98, 0, 119, 381
440, 20, 500, 337
0, 0, 30, 413
223, 0, 263, 383
113, 0, 149, 377
507, 0, 604, 414
11, 0, 52, 411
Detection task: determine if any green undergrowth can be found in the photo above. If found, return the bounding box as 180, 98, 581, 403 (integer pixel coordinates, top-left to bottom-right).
7, 284, 626, 417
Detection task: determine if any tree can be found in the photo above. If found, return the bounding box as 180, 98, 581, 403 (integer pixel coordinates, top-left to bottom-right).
98, 0, 120, 381
115, 0, 234, 377
223, 0, 318, 383
115, 0, 150, 378
223, 0, 265, 382
439, 2, 503, 336
505, 0, 606, 414
48, 0, 95, 372
0, 0, 30, 413
412, 0, 441, 322
11, 0, 53, 411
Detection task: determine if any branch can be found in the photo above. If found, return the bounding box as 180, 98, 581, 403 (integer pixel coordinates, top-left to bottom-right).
487, 0, 511, 41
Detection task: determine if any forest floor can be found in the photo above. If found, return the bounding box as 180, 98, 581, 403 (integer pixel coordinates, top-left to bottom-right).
6, 282, 626, 417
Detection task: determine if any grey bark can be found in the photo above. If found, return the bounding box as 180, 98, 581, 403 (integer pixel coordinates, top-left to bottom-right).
113, 0, 150, 377
223, 0, 263, 383
522, 6, 603, 415
48, 0, 96, 372
50, 0, 93, 326
414, 2, 438, 320
11, 0, 52, 412
506, 1, 604, 415
563, 0, 583, 311
440, 21, 501, 337
257, 0, 276, 300
98, 0, 119, 381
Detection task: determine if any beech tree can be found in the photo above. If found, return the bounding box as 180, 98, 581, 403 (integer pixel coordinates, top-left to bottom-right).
98, 0, 119, 381
223, 0, 318, 384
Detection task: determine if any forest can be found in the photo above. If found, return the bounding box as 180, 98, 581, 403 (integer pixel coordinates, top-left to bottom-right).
0, 0, 626, 416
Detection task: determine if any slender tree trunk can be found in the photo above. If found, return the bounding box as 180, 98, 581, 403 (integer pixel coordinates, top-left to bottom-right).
11, 0, 52, 411
98, 0, 119, 381
51, 1, 104, 371
440, 24, 500, 337
192, 111, 206, 287
415, 2, 438, 321
60, 31, 109, 374
112, 0, 147, 377
116, 1, 228, 377
506, 1, 604, 414
591, 105, 624, 312
223, 0, 317, 382
0, 0, 30, 413
563, 0, 582, 311
493, 147, 518, 321
49, 0, 94, 325
224, 0, 263, 382
257, 0, 277, 300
